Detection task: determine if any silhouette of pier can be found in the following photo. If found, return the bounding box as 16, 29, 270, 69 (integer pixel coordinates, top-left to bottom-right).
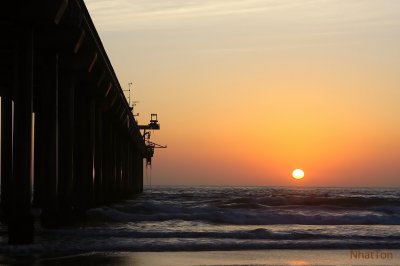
0, 0, 160, 244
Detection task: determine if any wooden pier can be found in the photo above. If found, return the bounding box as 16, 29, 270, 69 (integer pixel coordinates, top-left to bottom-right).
0, 0, 153, 244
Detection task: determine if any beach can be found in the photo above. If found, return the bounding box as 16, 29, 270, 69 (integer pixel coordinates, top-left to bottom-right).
2, 250, 400, 266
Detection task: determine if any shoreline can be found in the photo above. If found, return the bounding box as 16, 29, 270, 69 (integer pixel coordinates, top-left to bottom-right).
2, 249, 400, 266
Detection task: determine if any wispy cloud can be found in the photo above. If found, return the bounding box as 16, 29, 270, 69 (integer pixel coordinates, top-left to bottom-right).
82, 1, 329, 29
85, 0, 400, 32
84, 0, 400, 55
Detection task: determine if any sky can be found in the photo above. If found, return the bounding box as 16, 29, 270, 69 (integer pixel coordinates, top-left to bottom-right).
85, 0, 400, 187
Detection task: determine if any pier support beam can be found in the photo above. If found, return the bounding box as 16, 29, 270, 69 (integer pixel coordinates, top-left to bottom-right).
40, 53, 60, 228
101, 114, 111, 203
110, 125, 117, 200
94, 105, 103, 205
1, 93, 13, 217
58, 68, 75, 225
74, 83, 95, 216
134, 153, 143, 194
115, 131, 122, 199
8, 28, 34, 244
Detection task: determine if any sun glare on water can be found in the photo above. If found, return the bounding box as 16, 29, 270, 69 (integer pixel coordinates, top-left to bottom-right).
292, 169, 305, 179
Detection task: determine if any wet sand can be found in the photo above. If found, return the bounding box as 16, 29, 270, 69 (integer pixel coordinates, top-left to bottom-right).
2, 250, 400, 266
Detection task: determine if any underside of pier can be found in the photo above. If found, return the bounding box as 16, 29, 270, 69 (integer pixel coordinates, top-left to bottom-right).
0, 0, 147, 244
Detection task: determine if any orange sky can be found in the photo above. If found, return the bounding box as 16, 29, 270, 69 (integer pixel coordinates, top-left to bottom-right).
85, 0, 400, 187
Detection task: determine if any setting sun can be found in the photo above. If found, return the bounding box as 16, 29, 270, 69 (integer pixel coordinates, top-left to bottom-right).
292, 169, 305, 180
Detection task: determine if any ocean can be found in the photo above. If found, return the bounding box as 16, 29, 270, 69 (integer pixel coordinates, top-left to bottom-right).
1, 186, 400, 254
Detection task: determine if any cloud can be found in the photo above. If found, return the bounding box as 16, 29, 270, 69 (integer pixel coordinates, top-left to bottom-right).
84, 0, 331, 30
84, 0, 400, 43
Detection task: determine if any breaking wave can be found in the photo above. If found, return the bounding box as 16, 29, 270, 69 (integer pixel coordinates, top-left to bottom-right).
1, 186, 400, 253
86, 186, 400, 225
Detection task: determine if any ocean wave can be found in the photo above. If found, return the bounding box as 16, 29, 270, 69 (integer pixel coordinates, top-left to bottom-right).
85, 187, 400, 226
2, 187, 400, 254
221, 195, 400, 208
40, 226, 400, 241
2, 237, 399, 254
86, 204, 400, 225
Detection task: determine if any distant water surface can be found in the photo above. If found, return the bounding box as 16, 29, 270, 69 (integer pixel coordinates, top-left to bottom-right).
1, 186, 400, 253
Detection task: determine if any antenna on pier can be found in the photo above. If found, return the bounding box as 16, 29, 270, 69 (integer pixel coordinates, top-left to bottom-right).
124, 82, 140, 117
123, 82, 132, 107
131, 101, 139, 117
128, 82, 132, 106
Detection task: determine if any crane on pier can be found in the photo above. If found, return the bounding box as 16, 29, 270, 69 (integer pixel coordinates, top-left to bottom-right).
138, 114, 167, 165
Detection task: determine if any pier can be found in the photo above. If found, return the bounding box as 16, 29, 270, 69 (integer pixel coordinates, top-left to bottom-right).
0, 0, 159, 244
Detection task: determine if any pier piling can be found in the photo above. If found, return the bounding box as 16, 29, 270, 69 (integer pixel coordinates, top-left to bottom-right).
0, 0, 155, 244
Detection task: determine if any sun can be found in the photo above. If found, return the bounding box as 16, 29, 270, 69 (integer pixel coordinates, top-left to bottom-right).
292, 169, 305, 179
